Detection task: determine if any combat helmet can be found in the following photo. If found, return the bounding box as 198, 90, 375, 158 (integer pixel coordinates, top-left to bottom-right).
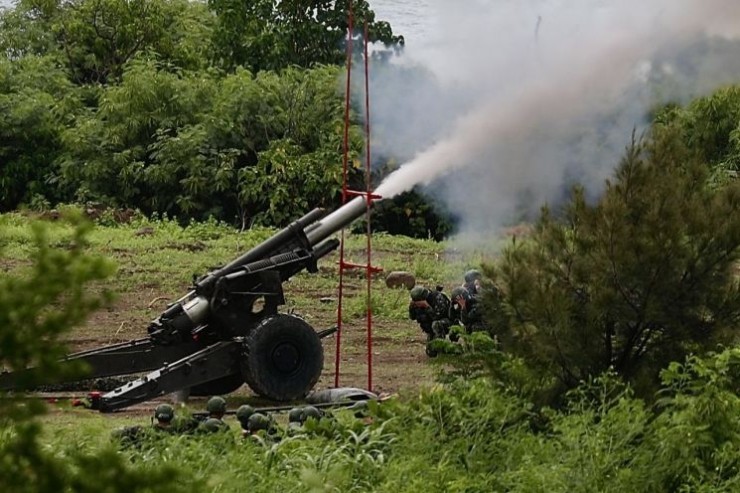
302, 405, 322, 422
236, 405, 256, 425
288, 407, 305, 424
154, 403, 174, 423
206, 396, 227, 416
409, 285, 430, 302
201, 417, 226, 433
247, 412, 271, 433
450, 286, 471, 302
464, 269, 482, 283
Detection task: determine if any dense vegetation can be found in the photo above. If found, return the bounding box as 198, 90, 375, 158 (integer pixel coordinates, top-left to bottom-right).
1, 210, 739, 492
2, 0, 740, 491
0, 0, 403, 226
483, 124, 740, 401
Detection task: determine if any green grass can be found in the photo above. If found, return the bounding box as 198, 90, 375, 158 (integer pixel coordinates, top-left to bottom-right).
0, 209, 499, 345
3, 211, 740, 493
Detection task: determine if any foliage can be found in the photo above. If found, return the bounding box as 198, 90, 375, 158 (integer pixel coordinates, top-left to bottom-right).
0, 0, 382, 227
207, 0, 402, 73
1, 211, 739, 491
655, 86, 740, 187
646, 347, 740, 491
0, 214, 198, 493
59, 61, 355, 225
3, 0, 214, 83
355, 189, 455, 241
0, 54, 80, 211
483, 128, 740, 395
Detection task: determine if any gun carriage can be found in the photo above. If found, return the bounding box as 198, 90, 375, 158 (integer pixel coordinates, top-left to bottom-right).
0, 197, 370, 412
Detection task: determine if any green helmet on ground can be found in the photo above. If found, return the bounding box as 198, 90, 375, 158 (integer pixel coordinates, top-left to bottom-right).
247, 412, 271, 432
464, 269, 482, 283
410, 286, 430, 302
201, 418, 226, 433
154, 403, 174, 423
236, 405, 256, 425
288, 407, 305, 424
206, 396, 227, 415
302, 406, 322, 421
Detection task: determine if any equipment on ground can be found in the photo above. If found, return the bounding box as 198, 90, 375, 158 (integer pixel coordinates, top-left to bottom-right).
0, 198, 372, 412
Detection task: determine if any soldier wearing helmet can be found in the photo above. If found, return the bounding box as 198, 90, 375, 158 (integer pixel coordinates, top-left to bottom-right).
199, 396, 229, 433
463, 269, 483, 295
236, 405, 256, 437
302, 405, 322, 422
245, 412, 280, 441
449, 286, 486, 334
201, 417, 229, 434
287, 406, 306, 431
247, 413, 271, 433
153, 403, 175, 432
409, 284, 452, 357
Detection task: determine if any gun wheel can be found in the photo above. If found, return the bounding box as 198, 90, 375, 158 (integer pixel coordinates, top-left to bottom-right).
242, 314, 323, 401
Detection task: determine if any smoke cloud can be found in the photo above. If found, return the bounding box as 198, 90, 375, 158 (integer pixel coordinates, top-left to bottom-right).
367, 0, 740, 236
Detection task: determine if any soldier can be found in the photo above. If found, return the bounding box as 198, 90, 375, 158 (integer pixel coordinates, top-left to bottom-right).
287, 406, 306, 432
246, 412, 280, 441
302, 405, 322, 423
199, 396, 229, 433
236, 405, 256, 438
449, 286, 486, 334
409, 285, 452, 357
462, 269, 483, 296
153, 403, 175, 432
246, 413, 271, 434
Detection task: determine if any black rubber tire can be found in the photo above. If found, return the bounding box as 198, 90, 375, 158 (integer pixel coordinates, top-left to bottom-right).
189, 373, 244, 396
242, 314, 323, 401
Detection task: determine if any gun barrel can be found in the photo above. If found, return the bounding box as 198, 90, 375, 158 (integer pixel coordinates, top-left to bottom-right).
196, 207, 326, 291
305, 197, 372, 246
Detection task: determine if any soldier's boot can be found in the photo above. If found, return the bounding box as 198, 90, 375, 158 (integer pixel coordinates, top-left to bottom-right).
425, 332, 438, 358
431, 320, 447, 340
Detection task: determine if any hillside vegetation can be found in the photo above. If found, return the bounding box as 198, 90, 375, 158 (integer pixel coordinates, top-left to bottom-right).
2, 0, 740, 491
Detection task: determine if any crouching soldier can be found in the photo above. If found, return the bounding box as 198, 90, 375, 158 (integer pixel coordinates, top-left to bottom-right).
409, 285, 452, 357
236, 405, 256, 438
245, 412, 281, 442
152, 403, 176, 433
198, 396, 230, 433
462, 269, 483, 295
449, 286, 487, 334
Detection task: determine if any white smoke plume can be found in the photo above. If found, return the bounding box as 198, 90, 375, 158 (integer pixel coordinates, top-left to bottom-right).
367, 0, 740, 235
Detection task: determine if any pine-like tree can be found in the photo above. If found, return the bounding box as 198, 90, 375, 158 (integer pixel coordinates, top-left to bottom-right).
486, 127, 740, 395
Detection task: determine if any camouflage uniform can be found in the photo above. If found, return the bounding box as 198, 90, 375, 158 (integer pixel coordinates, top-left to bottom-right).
449, 287, 486, 334
409, 286, 452, 356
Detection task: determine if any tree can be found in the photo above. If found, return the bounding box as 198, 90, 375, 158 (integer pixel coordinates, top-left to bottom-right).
53, 0, 215, 83
208, 0, 402, 73
485, 127, 740, 395
0, 212, 199, 492
655, 86, 740, 187
59, 61, 357, 225
0, 54, 80, 211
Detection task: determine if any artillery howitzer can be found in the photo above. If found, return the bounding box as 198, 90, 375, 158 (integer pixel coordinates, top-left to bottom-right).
0, 197, 371, 412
